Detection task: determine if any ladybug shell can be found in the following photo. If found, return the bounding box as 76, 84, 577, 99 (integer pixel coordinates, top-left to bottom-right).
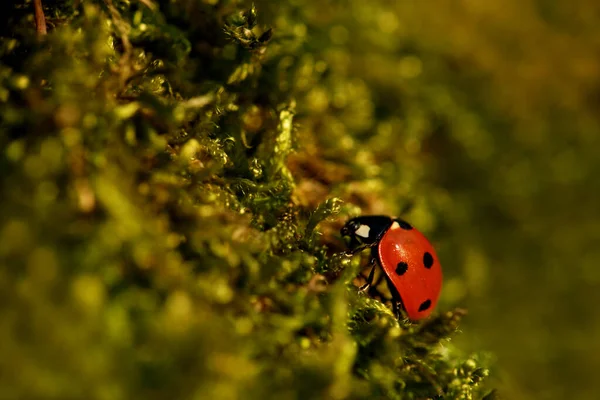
377, 221, 442, 320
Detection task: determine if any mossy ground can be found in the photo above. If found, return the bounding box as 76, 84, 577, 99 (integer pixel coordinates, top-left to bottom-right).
3, 1, 600, 400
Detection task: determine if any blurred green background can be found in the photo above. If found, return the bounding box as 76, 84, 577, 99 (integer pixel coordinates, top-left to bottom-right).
2, 0, 600, 399
329, 1, 600, 398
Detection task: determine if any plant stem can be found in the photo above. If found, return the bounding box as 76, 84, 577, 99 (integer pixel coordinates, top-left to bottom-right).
34, 0, 47, 35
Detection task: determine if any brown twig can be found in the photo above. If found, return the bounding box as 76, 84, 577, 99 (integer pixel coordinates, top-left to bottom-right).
33, 0, 47, 35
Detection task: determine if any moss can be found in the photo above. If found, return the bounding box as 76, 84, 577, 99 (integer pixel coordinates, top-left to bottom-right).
0, 1, 492, 399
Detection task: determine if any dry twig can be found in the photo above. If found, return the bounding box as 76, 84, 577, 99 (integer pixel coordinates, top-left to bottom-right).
33, 0, 47, 35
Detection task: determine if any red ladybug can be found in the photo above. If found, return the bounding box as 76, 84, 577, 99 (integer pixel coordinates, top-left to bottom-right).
341, 215, 442, 320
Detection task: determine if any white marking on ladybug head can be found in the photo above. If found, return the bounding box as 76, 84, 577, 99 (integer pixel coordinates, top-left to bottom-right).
355, 224, 370, 238
390, 221, 400, 230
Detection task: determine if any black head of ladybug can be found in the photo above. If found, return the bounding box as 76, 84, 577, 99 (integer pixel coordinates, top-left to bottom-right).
341, 215, 394, 250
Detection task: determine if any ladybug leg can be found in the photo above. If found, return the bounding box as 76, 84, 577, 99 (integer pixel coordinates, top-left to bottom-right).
392, 299, 400, 319
344, 243, 374, 256
384, 276, 405, 320
358, 258, 377, 292
368, 270, 386, 297
371, 269, 384, 288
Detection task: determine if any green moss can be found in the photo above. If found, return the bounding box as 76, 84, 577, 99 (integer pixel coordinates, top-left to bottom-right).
0, 1, 493, 399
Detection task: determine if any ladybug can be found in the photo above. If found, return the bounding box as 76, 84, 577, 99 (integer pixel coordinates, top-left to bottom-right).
341, 215, 442, 320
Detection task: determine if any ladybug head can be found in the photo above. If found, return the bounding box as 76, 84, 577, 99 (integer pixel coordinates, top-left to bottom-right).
340, 219, 361, 238
341, 215, 394, 248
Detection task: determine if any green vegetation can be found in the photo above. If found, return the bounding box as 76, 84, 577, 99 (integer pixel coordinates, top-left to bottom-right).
2, 1, 600, 399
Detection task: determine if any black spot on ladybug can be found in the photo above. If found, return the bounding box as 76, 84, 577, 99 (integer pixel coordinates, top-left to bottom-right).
395, 262, 408, 276
418, 299, 432, 312
397, 219, 413, 230
423, 252, 434, 269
